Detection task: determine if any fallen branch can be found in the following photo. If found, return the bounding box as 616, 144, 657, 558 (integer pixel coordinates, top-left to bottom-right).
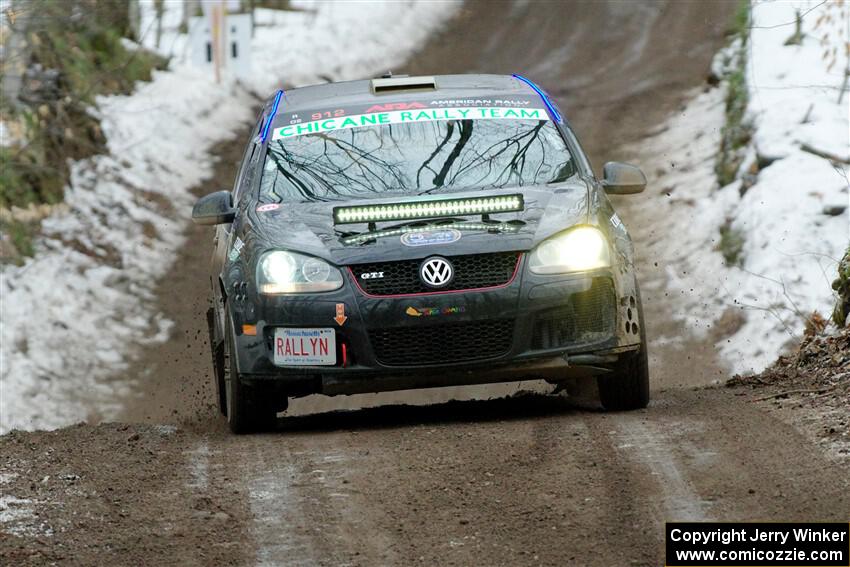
800, 143, 850, 165
752, 385, 833, 401
812, 381, 849, 400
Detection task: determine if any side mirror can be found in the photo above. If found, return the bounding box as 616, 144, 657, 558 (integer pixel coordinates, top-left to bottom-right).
192, 191, 235, 225
601, 162, 646, 195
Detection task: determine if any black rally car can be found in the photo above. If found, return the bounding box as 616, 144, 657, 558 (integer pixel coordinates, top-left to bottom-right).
193, 74, 650, 433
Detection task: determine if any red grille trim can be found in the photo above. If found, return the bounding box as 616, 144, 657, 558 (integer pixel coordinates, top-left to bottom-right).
348, 253, 523, 298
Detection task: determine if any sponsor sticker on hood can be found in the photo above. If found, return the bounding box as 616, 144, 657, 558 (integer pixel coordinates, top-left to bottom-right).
401, 229, 462, 247
257, 203, 280, 212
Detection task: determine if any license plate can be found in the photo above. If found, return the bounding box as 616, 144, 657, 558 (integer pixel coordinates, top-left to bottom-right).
273, 328, 336, 366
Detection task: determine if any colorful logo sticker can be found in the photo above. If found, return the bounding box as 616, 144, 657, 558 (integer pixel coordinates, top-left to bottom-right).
401, 229, 462, 247
405, 305, 466, 317
257, 203, 280, 212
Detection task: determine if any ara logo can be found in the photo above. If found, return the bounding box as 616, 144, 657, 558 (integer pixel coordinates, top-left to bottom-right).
365, 102, 427, 113
360, 271, 385, 280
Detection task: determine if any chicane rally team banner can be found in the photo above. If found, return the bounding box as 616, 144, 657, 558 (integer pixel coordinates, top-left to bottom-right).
272, 96, 551, 141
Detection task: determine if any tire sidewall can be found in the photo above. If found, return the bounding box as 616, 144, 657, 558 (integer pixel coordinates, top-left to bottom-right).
223, 307, 243, 431
598, 281, 650, 410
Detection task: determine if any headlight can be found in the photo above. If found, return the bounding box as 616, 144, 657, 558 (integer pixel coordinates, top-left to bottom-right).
528, 226, 610, 274
258, 251, 343, 294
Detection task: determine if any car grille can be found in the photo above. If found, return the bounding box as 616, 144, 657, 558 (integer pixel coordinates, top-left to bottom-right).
369, 319, 515, 366
350, 252, 521, 296
531, 279, 616, 349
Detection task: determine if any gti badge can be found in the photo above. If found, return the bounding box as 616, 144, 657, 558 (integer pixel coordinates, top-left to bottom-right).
419, 256, 453, 288
360, 271, 384, 280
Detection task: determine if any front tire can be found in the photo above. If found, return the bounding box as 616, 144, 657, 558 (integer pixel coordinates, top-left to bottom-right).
597, 343, 649, 410
223, 308, 280, 433
597, 285, 650, 411
206, 307, 227, 416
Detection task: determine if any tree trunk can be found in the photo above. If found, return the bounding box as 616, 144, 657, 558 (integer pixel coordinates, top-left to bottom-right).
154, 0, 164, 49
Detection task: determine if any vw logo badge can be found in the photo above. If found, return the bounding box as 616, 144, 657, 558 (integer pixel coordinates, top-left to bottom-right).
420, 256, 454, 288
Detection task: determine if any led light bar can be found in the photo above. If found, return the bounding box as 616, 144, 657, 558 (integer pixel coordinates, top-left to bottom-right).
333, 194, 524, 225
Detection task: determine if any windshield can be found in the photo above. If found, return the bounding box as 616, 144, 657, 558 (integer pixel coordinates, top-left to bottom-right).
259, 118, 577, 203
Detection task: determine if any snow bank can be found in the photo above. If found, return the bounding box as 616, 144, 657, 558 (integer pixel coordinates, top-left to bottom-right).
0, 1, 460, 433
722, 0, 849, 372
630, 0, 848, 375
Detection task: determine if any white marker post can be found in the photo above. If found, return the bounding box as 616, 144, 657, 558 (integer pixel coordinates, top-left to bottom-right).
210, 1, 225, 84
191, 1, 251, 80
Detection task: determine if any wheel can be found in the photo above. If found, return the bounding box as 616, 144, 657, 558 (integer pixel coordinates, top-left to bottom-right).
223, 307, 280, 433
597, 284, 650, 410
206, 307, 227, 416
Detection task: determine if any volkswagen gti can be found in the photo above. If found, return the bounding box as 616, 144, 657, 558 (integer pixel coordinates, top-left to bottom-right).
193, 73, 650, 433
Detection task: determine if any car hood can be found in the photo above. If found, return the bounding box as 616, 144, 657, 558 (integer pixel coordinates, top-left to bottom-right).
245, 181, 591, 265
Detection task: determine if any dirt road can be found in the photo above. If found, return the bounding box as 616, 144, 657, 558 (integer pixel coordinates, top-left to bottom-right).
3, 2, 848, 566
4, 389, 849, 566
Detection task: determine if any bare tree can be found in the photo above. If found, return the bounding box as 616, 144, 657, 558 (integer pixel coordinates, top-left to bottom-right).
153, 0, 164, 49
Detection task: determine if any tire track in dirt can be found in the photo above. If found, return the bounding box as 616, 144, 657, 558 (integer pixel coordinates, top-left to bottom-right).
192, 390, 850, 566
238, 440, 310, 566
207, 396, 664, 565
0, 424, 255, 566
611, 419, 713, 522
212, 433, 400, 566
5, 388, 848, 564
210, 385, 845, 566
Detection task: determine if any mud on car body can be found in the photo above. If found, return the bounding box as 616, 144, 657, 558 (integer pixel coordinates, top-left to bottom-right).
193, 74, 650, 433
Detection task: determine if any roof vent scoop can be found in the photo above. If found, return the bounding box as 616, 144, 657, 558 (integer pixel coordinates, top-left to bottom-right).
371, 75, 436, 94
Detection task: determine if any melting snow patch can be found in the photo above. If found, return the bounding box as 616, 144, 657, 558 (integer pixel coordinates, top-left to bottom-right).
0, 495, 51, 538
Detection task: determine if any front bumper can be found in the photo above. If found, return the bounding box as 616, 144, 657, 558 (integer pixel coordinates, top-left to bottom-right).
228, 259, 642, 396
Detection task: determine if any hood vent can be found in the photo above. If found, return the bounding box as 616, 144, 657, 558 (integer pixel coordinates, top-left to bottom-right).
371, 75, 436, 94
